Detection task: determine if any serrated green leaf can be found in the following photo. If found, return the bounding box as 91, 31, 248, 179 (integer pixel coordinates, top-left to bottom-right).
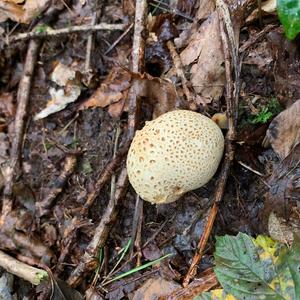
213, 233, 296, 299
277, 0, 300, 40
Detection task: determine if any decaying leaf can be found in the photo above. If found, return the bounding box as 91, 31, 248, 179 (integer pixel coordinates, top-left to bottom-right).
0, 0, 51, 24
246, 0, 276, 23
267, 30, 300, 107
81, 67, 178, 118
132, 278, 180, 300
260, 144, 300, 235
180, 11, 225, 104
268, 212, 295, 244
35, 63, 82, 121
51, 62, 78, 87
81, 67, 131, 110
195, 0, 215, 21
265, 99, 300, 159
0, 92, 16, 119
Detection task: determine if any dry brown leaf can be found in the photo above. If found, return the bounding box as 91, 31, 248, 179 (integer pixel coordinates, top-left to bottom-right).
265, 100, 300, 159
132, 278, 180, 300
137, 74, 179, 118
188, 11, 225, 102
0, 0, 50, 24
246, 0, 276, 23
260, 144, 300, 232
195, 0, 215, 21
0, 92, 16, 118
81, 67, 131, 110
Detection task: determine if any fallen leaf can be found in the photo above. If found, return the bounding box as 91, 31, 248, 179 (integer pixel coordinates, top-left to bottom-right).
132, 278, 180, 300
195, 0, 215, 21
268, 212, 294, 244
34, 86, 81, 120
259, 144, 300, 233
187, 11, 225, 102
81, 67, 131, 110
265, 100, 300, 159
246, 0, 277, 23
35, 63, 82, 120
267, 30, 300, 107
243, 40, 273, 71
0, 92, 16, 118
0, 0, 51, 24
51, 62, 77, 87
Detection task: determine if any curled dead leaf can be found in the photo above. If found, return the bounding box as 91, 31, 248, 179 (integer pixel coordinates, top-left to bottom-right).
265, 100, 300, 159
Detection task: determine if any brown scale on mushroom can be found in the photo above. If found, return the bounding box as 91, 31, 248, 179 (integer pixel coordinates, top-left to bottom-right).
126, 110, 225, 204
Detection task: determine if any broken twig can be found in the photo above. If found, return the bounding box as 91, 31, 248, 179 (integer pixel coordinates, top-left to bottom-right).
8, 23, 126, 43
183, 2, 239, 286
0, 250, 48, 285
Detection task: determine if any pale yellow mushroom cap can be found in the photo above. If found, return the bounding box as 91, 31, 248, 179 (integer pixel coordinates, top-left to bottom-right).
126, 110, 224, 204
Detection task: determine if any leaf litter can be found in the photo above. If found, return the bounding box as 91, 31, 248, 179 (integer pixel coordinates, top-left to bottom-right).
1, 0, 300, 299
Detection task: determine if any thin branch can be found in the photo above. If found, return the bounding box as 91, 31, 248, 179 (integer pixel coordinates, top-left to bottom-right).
166, 40, 195, 110
182, 4, 239, 286
36, 154, 78, 217
2, 39, 40, 218
8, 23, 126, 44
105, 23, 134, 55
66, 0, 147, 288
0, 250, 48, 285
67, 167, 129, 287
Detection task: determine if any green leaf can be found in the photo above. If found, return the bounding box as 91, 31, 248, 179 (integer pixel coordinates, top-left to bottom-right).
195, 289, 237, 300
213, 233, 296, 299
277, 0, 300, 40
286, 235, 300, 298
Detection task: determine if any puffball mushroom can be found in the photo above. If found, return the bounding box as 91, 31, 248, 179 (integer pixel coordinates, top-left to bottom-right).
126, 110, 224, 204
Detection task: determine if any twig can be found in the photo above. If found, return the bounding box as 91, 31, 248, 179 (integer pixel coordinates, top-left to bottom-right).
66, 0, 147, 288
55, 141, 129, 272
131, 0, 147, 73
182, 3, 239, 286
1, 1, 71, 219
105, 23, 134, 55
166, 40, 194, 109
8, 23, 126, 43
162, 268, 218, 300
110, 126, 122, 204
130, 195, 143, 263
36, 154, 78, 217
0, 250, 48, 285
85, 12, 98, 71
81, 141, 130, 215
239, 24, 276, 53
67, 167, 129, 287
2, 39, 40, 218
